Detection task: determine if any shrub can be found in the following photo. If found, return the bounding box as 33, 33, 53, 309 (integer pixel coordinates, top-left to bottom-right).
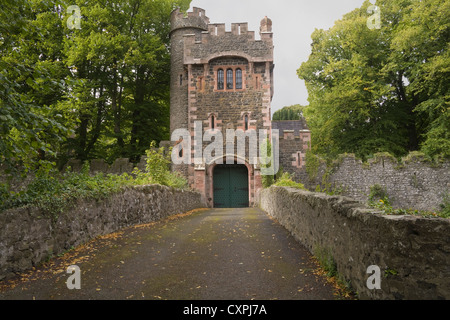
132, 141, 189, 190
260, 138, 275, 188
273, 172, 305, 189
368, 184, 390, 206
368, 185, 448, 219
0, 142, 189, 215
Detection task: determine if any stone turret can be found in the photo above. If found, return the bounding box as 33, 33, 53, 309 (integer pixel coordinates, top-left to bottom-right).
169, 7, 210, 135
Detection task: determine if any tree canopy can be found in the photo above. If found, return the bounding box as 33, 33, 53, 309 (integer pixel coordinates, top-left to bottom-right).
297, 0, 449, 160
272, 104, 306, 121
0, 0, 191, 177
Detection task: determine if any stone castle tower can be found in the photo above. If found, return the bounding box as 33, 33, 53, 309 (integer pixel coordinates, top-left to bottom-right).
169, 7, 310, 208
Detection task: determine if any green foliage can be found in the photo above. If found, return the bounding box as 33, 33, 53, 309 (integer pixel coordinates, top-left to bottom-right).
132, 141, 188, 190
1, 0, 71, 176
439, 193, 450, 218
272, 104, 306, 121
260, 138, 275, 188
314, 246, 337, 278
273, 172, 305, 189
368, 184, 390, 205
1, 162, 133, 217
0, 143, 189, 216
367, 184, 448, 218
384, 268, 398, 278
305, 150, 321, 181
298, 0, 450, 160
1, 0, 193, 180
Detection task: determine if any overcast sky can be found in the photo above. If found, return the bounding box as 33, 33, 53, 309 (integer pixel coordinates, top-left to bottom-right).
189, 0, 367, 114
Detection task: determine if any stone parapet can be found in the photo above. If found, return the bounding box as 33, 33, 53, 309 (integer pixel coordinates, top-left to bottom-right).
0, 185, 205, 280
260, 186, 450, 300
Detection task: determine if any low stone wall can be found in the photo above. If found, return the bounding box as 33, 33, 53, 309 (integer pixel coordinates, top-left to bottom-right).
259, 186, 450, 300
296, 153, 450, 212
0, 185, 205, 280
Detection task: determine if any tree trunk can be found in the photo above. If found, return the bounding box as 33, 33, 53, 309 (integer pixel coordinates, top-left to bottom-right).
130, 66, 146, 162
396, 71, 418, 151
112, 66, 124, 151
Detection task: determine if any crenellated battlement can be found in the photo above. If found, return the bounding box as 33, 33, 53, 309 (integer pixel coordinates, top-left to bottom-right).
170, 7, 210, 34
171, 7, 209, 22
181, 19, 273, 65
201, 17, 272, 42
172, 7, 273, 65
205, 23, 255, 39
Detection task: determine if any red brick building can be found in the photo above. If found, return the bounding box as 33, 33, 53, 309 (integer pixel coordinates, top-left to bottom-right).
169, 7, 310, 207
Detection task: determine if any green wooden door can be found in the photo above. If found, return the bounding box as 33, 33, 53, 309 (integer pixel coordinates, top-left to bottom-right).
213, 165, 249, 208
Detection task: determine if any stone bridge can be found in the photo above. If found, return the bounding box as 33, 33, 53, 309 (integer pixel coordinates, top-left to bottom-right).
0, 185, 449, 300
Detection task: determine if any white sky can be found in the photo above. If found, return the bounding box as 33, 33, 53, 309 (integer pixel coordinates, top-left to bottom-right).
189, 0, 366, 114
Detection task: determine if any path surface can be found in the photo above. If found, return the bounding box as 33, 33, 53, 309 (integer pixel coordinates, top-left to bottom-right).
0, 208, 341, 300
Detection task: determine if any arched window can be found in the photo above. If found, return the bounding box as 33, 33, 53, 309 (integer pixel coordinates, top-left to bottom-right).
217, 69, 224, 90
179, 145, 183, 158
235, 68, 243, 89
226, 69, 233, 89
244, 114, 249, 131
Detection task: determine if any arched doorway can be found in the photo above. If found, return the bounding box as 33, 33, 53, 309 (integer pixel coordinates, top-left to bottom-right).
213, 164, 249, 208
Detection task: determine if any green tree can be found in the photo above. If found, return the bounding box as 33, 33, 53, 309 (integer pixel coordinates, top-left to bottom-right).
0, 0, 70, 175
298, 0, 449, 160
272, 104, 306, 120
388, 0, 449, 158
1, 0, 192, 178
63, 0, 191, 162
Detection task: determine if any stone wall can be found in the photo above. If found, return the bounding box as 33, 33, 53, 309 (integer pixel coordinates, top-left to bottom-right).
259, 186, 450, 300
0, 185, 205, 280
299, 153, 450, 212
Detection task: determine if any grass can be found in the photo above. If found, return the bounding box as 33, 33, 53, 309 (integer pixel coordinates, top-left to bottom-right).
312, 245, 356, 299
369, 199, 449, 219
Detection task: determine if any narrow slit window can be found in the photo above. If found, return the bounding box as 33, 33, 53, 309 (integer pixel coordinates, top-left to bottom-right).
211, 115, 215, 130
179, 145, 183, 158
244, 114, 249, 131
217, 69, 224, 90
226, 69, 233, 89
179, 74, 183, 86
236, 68, 242, 89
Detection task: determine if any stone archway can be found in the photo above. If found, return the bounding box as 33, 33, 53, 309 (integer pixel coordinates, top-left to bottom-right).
204, 155, 256, 208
